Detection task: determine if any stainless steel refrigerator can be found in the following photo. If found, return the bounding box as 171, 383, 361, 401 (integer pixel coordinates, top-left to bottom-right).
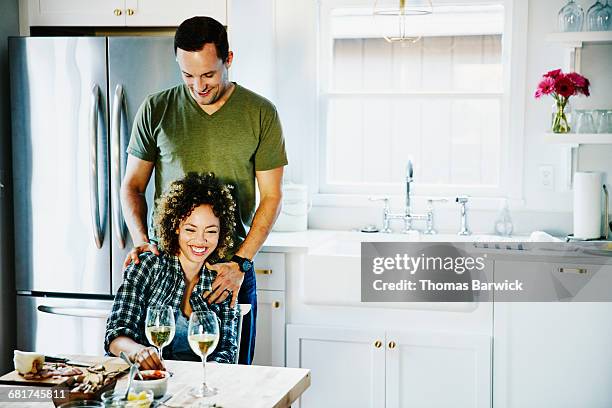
10, 36, 181, 355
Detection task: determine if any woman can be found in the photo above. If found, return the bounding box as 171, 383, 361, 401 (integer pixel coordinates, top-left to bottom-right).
105, 172, 239, 369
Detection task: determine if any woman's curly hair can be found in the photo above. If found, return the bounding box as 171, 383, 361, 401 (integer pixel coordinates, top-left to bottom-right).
153, 172, 237, 262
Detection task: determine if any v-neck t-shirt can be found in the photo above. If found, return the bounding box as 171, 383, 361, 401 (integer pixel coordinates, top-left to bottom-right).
127, 83, 288, 243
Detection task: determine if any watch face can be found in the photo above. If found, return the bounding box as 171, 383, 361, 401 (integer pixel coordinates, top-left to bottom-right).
242, 260, 252, 271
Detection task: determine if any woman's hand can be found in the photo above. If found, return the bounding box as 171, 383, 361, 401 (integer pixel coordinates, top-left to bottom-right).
122, 241, 160, 268
129, 346, 164, 371
204, 262, 244, 307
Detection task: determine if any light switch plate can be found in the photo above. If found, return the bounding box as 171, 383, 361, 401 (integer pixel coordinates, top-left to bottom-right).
539, 165, 554, 191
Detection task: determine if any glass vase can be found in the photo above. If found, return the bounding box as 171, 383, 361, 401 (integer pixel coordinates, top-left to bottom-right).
552, 99, 571, 134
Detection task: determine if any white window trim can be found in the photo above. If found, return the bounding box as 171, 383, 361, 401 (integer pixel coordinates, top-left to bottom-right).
313, 0, 529, 210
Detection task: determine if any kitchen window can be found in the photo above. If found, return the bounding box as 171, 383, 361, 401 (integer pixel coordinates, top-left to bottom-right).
318, 0, 525, 200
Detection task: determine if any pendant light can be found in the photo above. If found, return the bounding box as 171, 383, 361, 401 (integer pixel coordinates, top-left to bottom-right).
373, 0, 434, 43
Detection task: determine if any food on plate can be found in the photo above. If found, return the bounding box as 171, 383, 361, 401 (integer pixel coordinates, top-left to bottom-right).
128, 391, 150, 401
134, 370, 165, 381
13, 350, 44, 375
64, 366, 122, 395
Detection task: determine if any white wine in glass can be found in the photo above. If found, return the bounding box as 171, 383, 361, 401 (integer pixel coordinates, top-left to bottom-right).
188, 311, 220, 398
145, 305, 176, 368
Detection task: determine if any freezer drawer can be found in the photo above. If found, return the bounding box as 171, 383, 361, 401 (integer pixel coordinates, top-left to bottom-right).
17, 295, 114, 356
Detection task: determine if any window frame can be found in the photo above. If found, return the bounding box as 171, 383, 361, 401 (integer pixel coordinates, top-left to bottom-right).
315, 0, 528, 207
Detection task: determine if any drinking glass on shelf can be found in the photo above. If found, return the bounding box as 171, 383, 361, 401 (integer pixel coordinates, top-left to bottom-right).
576, 111, 596, 134
600, 0, 612, 30
558, 0, 585, 32
145, 305, 176, 369
597, 110, 612, 134
587, 0, 605, 30
188, 311, 221, 398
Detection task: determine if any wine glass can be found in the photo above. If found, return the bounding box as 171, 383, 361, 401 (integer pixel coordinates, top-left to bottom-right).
188, 311, 221, 398
587, 0, 604, 30
145, 305, 176, 369
558, 0, 585, 32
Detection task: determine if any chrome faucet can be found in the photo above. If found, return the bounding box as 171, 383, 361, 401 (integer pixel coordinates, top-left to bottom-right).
370, 159, 433, 233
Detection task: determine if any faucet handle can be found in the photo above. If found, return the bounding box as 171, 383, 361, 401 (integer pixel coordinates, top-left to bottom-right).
369, 196, 390, 209
427, 197, 448, 207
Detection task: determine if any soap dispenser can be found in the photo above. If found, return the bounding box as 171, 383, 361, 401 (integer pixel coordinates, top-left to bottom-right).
495, 198, 514, 237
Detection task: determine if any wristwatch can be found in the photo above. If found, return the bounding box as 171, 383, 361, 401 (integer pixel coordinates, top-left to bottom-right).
231, 254, 254, 273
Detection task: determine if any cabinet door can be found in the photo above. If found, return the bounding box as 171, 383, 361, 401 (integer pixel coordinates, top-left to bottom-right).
252, 290, 285, 367
29, 0, 126, 26
124, 0, 226, 26
386, 330, 491, 408
494, 261, 612, 408
287, 325, 385, 408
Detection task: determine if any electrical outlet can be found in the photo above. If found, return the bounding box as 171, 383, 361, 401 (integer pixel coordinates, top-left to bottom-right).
539, 165, 554, 191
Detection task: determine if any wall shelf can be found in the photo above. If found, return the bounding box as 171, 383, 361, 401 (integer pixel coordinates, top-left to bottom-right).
544, 132, 612, 145
546, 31, 612, 47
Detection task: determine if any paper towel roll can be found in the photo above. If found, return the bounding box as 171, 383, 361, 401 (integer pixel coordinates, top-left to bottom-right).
573, 172, 602, 239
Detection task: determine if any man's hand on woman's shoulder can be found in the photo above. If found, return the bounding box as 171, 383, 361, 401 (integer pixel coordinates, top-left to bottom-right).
123, 241, 160, 268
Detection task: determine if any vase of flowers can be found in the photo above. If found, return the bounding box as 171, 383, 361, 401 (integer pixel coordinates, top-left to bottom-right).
535, 69, 590, 134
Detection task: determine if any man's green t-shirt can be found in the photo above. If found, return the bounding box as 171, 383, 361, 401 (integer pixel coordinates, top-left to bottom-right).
127, 83, 288, 244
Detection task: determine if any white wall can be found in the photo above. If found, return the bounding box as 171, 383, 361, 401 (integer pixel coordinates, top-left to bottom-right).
234, 0, 612, 236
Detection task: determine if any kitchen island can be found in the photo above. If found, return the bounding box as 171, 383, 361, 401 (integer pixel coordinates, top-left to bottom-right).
0, 357, 311, 408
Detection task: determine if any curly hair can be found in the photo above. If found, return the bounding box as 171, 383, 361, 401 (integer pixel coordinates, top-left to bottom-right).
153, 172, 236, 262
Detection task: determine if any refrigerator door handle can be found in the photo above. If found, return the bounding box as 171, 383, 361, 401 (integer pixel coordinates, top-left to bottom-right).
37, 305, 111, 319
89, 84, 104, 249
111, 84, 127, 249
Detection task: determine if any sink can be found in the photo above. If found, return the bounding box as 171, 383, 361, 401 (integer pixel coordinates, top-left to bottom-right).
302, 231, 526, 312
310, 231, 528, 256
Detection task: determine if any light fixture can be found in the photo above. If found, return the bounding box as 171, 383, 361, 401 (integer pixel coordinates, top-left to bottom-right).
373, 0, 434, 43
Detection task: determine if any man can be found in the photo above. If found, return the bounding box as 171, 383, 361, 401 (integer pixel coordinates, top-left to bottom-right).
120, 16, 287, 366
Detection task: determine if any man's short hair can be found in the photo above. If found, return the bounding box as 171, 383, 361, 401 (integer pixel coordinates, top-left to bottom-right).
174, 16, 229, 61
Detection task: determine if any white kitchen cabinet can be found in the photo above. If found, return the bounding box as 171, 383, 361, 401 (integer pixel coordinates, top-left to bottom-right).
251, 252, 286, 367
287, 324, 491, 408
385, 330, 491, 408
287, 325, 386, 408
494, 261, 612, 408
252, 290, 285, 367
26, 0, 226, 27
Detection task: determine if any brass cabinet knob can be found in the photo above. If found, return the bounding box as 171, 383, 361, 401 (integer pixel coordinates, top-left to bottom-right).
113, 9, 122, 16
272, 301, 281, 309
388, 341, 396, 349
127, 8, 135, 16
256, 269, 272, 275
374, 340, 382, 348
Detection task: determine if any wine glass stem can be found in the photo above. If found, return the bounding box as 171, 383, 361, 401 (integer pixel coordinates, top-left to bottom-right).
201, 356, 207, 390
158, 346, 164, 368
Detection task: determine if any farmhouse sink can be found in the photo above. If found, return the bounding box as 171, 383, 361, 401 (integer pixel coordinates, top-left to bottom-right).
302, 231, 527, 312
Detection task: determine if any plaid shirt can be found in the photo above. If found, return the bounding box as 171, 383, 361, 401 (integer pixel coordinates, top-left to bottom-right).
105, 252, 239, 364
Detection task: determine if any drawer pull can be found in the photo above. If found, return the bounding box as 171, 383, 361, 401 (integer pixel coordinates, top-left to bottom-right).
272, 301, 281, 309
558, 267, 587, 274
256, 269, 273, 275
373, 340, 382, 349
113, 9, 122, 16
126, 8, 135, 16
388, 341, 396, 349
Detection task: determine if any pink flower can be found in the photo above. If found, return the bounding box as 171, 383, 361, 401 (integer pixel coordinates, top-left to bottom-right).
567, 72, 587, 87
555, 75, 576, 98
567, 72, 590, 96
544, 69, 562, 79
536, 77, 556, 98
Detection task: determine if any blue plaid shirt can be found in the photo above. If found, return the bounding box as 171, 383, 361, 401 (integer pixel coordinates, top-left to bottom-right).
105, 252, 239, 364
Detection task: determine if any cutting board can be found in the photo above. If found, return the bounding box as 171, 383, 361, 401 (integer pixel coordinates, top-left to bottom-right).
0, 356, 129, 387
